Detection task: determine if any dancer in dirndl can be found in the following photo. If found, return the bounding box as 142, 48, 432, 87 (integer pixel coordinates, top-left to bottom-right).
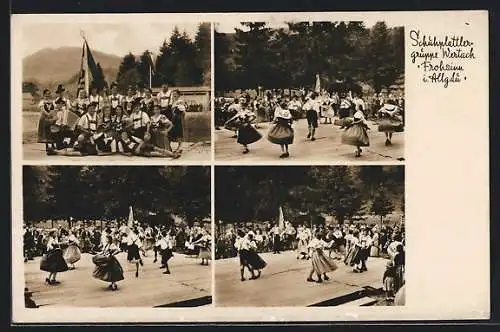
37, 89, 58, 151
92, 235, 124, 291
230, 102, 262, 154
341, 109, 370, 157
193, 230, 211, 266
63, 231, 81, 270
159, 230, 174, 274
296, 226, 310, 259
127, 227, 144, 278
245, 233, 266, 279
377, 101, 404, 146
306, 232, 337, 283
169, 90, 187, 153
267, 100, 294, 158
40, 231, 69, 285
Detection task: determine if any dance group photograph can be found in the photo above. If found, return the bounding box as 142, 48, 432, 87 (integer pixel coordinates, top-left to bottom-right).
214, 21, 405, 162
22, 21, 211, 161
17, 17, 407, 317
22, 166, 212, 308
214, 166, 405, 307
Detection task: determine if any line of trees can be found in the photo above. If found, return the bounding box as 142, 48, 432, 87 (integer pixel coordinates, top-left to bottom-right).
215, 21, 404, 93
215, 166, 404, 225
115, 23, 211, 93
23, 166, 211, 225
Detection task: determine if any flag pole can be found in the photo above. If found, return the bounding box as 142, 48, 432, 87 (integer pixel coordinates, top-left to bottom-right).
149, 65, 152, 89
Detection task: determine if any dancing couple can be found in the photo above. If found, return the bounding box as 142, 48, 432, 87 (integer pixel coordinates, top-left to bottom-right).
235, 230, 267, 281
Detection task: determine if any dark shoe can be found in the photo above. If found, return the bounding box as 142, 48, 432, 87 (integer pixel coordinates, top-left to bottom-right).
307, 133, 311, 139
153, 259, 157, 263
135, 271, 139, 278
385, 139, 390, 146
242, 148, 249, 154
45, 278, 50, 284
307, 278, 315, 282
279, 153, 286, 158
160, 265, 165, 269
52, 280, 60, 285
316, 279, 323, 283
284, 152, 289, 158
324, 275, 330, 281
163, 271, 171, 274
139, 259, 144, 266
241, 277, 246, 282
311, 137, 316, 141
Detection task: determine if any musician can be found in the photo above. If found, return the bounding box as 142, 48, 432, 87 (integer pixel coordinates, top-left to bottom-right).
109, 82, 124, 113
46, 97, 74, 152
37, 89, 57, 151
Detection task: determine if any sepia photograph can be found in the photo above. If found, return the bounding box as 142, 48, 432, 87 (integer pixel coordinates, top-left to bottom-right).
21, 21, 211, 161
22, 166, 212, 308
214, 21, 405, 162
215, 166, 405, 307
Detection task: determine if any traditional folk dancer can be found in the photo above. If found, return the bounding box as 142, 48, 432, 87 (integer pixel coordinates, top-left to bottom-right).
234, 230, 253, 281
72, 90, 89, 116
245, 233, 266, 279
89, 87, 103, 113
47, 97, 74, 152
109, 83, 124, 112
92, 234, 124, 291
267, 100, 294, 158
383, 261, 397, 301
377, 101, 404, 146
224, 98, 243, 138
142, 88, 155, 116
296, 227, 310, 259
157, 84, 172, 116
319, 92, 335, 124
149, 103, 174, 152
129, 97, 150, 139
40, 231, 69, 285
341, 108, 370, 157
159, 231, 174, 274
306, 232, 337, 283
270, 224, 282, 254
226, 101, 262, 154
123, 87, 136, 115
63, 231, 81, 270
37, 89, 57, 151
303, 92, 320, 141
153, 227, 162, 263
127, 227, 144, 278
287, 95, 303, 120
168, 90, 188, 153
192, 230, 211, 266
354, 228, 372, 273
110, 105, 130, 153
344, 230, 361, 268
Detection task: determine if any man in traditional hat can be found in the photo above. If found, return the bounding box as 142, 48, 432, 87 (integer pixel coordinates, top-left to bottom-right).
54, 84, 72, 109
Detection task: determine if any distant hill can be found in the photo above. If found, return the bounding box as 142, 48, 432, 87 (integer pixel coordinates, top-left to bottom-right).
23, 47, 122, 87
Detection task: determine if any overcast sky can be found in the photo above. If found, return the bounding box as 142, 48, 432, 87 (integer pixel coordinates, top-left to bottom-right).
215, 18, 405, 33
22, 22, 201, 58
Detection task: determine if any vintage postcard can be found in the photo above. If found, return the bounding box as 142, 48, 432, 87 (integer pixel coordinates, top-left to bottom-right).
11, 11, 489, 323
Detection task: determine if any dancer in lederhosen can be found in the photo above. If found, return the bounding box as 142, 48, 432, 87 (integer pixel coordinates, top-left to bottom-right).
63, 231, 81, 270
341, 107, 370, 157
192, 229, 211, 266
40, 230, 69, 285
92, 234, 124, 291
149, 103, 173, 151
168, 89, 187, 153
267, 99, 294, 158
306, 232, 337, 283
127, 227, 144, 278
303, 92, 320, 141
37, 89, 58, 151
270, 224, 282, 254
159, 230, 174, 274
123, 86, 136, 115
89, 87, 103, 113
234, 230, 253, 281
110, 105, 129, 153
93, 104, 114, 154
377, 100, 404, 146
157, 84, 172, 117
129, 97, 150, 139
227, 99, 262, 154
153, 226, 162, 263
72, 90, 89, 116
245, 233, 266, 279
109, 82, 124, 113
142, 88, 155, 116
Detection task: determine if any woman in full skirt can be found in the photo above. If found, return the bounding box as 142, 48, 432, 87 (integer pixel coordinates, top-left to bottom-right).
63, 232, 81, 269
92, 235, 124, 291
193, 231, 212, 266
245, 233, 266, 279
377, 101, 404, 146
306, 233, 337, 283
126, 228, 143, 278
341, 110, 370, 157
40, 231, 68, 285
267, 102, 294, 158
168, 90, 187, 153
231, 107, 262, 154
